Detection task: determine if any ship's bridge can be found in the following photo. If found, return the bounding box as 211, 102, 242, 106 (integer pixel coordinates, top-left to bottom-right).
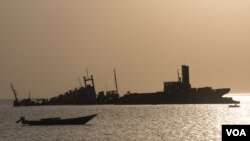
164, 81, 190, 94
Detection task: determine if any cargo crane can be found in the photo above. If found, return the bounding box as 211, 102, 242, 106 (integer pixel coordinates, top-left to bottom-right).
10, 83, 20, 106
83, 69, 95, 88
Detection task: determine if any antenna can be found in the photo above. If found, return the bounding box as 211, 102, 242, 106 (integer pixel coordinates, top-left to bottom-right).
78, 77, 83, 87
86, 69, 89, 79
177, 69, 181, 82
29, 91, 31, 99
105, 83, 108, 92
114, 69, 118, 93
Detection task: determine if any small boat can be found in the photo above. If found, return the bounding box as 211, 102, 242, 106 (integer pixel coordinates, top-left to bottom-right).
228, 103, 240, 107
16, 114, 97, 126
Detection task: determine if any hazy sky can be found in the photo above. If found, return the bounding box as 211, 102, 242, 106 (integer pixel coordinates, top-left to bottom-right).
1, 0, 250, 99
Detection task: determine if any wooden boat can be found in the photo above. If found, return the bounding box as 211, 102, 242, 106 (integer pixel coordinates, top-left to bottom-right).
228, 103, 240, 107
16, 114, 97, 126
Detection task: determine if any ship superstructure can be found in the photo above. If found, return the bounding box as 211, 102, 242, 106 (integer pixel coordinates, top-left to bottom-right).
119, 65, 235, 104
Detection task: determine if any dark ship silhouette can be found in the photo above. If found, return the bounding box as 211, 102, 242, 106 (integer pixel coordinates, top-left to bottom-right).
10, 70, 118, 106
11, 65, 237, 106
119, 65, 236, 104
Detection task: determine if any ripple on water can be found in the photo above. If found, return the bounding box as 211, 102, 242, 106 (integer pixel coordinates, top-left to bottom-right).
1, 104, 250, 141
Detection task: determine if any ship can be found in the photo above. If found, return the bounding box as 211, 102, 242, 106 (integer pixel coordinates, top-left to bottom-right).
118, 65, 237, 104
11, 65, 237, 106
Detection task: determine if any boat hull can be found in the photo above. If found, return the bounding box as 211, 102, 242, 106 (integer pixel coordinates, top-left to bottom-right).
21, 114, 97, 126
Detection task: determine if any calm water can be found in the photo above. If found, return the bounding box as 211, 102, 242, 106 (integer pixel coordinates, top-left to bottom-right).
0, 100, 250, 141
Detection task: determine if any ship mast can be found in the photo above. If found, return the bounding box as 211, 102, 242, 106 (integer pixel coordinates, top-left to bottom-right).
114, 69, 118, 93
29, 91, 31, 100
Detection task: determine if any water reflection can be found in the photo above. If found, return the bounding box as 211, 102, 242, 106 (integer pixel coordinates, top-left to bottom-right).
1, 100, 250, 140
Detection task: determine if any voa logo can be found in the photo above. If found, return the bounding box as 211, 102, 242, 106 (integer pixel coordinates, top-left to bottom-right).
226, 129, 246, 136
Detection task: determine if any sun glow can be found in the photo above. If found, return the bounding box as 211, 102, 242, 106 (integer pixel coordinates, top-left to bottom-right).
224, 93, 250, 103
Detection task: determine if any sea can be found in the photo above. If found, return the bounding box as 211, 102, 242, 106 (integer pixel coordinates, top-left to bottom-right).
0, 99, 250, 141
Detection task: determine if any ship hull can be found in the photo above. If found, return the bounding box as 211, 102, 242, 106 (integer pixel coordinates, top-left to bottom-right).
117, 88, 237, 104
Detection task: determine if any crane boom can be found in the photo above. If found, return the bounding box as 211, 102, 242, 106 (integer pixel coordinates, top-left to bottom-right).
10, 83, 18, 101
